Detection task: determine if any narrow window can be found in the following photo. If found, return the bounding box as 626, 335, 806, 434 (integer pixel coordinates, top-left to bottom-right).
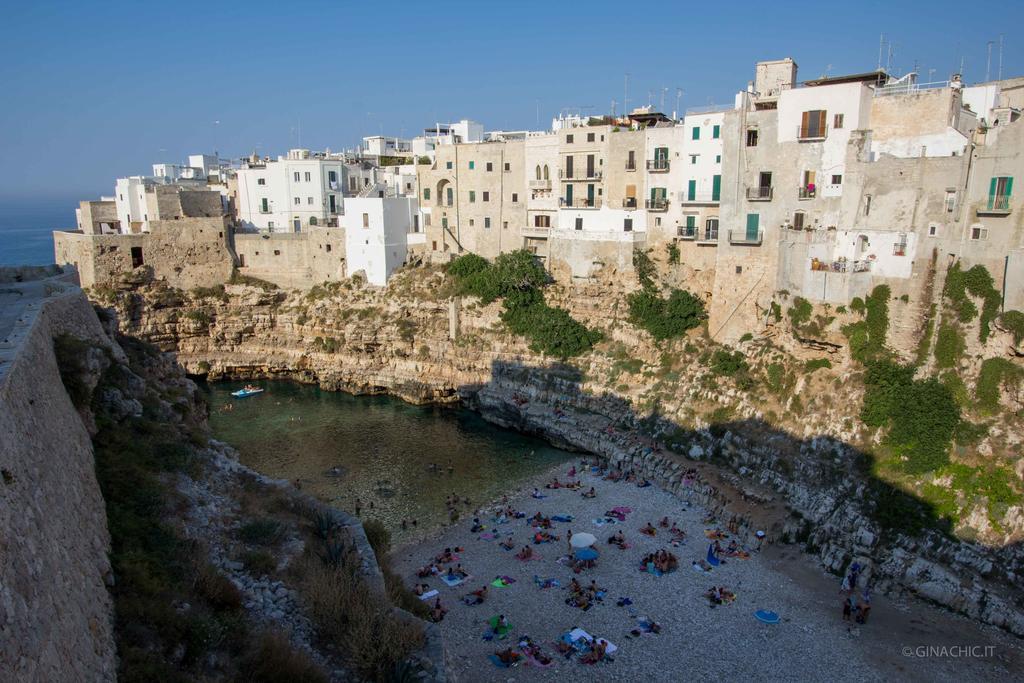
624, 218, 633, 232
130, 246, 144, 267
305, 171, 311, 181
294, 172, 300, 181
712, 124, 720, 139
864, 195, 872, 216
469, 161, 475, 170
575, 217, 583, 230
469, 191, 476, 203
446, 161, 453, 170
833, 113, 844, 129
504, 162, 510, 171
511, 193, 518, 203
567, 134, 574, 143
793, 212, 805, 230
424, 188, 431, 200
692, 126, 700, 140
831, 174, 842, 185
484, 217, 491, 228
486, 162, 493, 171
326, 243, 332, 252
746, 129, 759, 147
483, 191, 490, 202
362, 213, 369, 228
587, 132, 595, 142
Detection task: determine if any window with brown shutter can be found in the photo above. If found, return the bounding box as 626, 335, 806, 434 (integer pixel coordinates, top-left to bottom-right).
800, 110, 827, 138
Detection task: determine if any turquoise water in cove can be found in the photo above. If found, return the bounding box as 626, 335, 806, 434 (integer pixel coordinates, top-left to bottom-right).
204, 380, 573, 542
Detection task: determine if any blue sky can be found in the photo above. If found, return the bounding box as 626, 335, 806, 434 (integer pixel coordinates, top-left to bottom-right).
1, 0, 1021, 199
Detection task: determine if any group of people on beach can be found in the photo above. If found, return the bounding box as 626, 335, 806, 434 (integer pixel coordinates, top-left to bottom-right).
840, 562, 872, 625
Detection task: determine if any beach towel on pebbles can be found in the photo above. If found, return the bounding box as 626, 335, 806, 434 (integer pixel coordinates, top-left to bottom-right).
417, 589, 439, 601
441, 574, 470, 587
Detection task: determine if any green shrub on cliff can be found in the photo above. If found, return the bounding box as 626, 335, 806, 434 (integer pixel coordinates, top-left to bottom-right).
1000, 310, 1024, 345
933, 322, 965, 369
943, 263, 1001, 341
447, 250, 601, 358
976, 357, 1023, 415
627, 288, 706, 340
861, 361, 959, 474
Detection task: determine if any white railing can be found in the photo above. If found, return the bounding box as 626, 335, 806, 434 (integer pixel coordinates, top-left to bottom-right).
873, 80, 950, 97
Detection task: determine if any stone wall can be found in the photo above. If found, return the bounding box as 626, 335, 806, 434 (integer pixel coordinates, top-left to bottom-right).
0, 277, 117, 682
233, 226, 347, 289
54, 217, 234, 291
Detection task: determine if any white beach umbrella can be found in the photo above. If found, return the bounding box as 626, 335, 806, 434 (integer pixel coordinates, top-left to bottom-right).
570, 532, 597, 548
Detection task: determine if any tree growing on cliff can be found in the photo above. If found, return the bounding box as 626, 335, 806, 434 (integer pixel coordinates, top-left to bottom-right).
627, 288, 706, 341
447, 250, 601, 358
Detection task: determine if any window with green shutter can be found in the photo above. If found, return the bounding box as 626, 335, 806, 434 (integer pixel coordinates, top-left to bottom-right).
989, 176, 1013, 210
712, 175, 721, 201
713, 125, 720, 139
745, 213, 760, 240
692, 127, 700, 140
687, 180, 696, 201
423, 188, 430, 200
686, 215, 696, 227
469, 191, 476, 203
469, 161, 475, 169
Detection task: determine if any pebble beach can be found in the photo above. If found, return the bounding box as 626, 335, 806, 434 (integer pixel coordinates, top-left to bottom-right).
392, 461, 1022, 682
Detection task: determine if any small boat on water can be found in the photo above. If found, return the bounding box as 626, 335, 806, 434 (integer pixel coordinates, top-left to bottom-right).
231, 385, 265, 398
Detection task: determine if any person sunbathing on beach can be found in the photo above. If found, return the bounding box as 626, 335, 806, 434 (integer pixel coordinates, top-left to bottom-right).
533, 530, 558, 544
581, 639, 607, 664
500, 536, 515, 551
608, 530, 626, 547
582, 486, 596, 498
669, 522, 685, 537
416, 563, 439, 578
495, 647, 520, 665
470, 518, 485, 533
463, 585, 488, 605
605, 469, 622, 482
625, 471, 637, 483
545, 478, 562, 489
431, 597, 447, 622
520, 638, 552, 665
640, 522, 657, 537
435, 548, 454, 563
658, 516, 670, 528
637, 478, 651, 488
567, 465, 576, 478
569, 577, 582, 595
414, 583, 430, 596
516, 545, 534, 561
726, 540, 739, 555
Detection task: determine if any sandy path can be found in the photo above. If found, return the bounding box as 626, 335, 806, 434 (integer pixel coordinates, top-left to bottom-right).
392, 463, 1022, 682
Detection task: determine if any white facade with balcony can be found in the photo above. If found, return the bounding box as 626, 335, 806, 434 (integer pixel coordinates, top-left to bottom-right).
236, 151, 345, 232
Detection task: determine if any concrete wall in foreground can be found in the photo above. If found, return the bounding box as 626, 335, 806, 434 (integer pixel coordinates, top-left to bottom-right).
0, 276, 117, 682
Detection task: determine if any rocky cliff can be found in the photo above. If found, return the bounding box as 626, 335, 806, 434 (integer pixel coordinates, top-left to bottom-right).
96, 264, 1024, 637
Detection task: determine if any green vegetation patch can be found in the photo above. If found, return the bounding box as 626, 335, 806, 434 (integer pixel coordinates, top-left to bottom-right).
447, 250, 602, 358
943, 263, 1001, 342
933, 321, 965, 369
627, 288, 706, 341
975, 357, 1022, 415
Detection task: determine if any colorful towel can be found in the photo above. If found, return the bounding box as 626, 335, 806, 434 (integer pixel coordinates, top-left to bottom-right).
479, 532, 496, 540
593, 518, 617, 526
488, 652, 521, 666
551, 515, 574, 523
533, 576, 559, 589
441, 574, 469, 587
706, 544, 721, 567
417, 589, 439, 601
491, 576, 516, 588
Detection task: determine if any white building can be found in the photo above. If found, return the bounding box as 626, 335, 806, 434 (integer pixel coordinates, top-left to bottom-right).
343, 196, 422, 285
235, 149, 346, 232
362, 136, 412, 157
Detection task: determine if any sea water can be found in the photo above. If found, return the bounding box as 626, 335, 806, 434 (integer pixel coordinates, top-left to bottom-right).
205, 380, 572, 542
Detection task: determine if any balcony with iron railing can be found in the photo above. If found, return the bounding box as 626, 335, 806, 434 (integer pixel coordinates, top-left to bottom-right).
810, 258, 871, 273
977, 195, 1011, 216
681, 192, 719, 205
695, 227, 719, 245
746, 186, 773, 201
645, 198, 669, 212
893, 243, 908, 256
558, 198, 602, 209
798, 186, 816, 200
728, 229, 764, 245
647, 159, 670, 173
797, 125, 828, 141
559, 169, 603, 181
677, 225, 698, 240
529, 179, 552, 190
625, 161, 637, 171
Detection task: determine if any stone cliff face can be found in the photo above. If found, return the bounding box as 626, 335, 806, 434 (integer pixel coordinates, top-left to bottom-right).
99, 267, 1024, 637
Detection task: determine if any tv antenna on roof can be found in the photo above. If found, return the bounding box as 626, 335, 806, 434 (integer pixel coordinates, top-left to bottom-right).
987, 40, 994, 81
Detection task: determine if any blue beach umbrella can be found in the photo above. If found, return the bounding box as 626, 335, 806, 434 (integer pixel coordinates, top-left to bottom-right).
574, 547, 599, 561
